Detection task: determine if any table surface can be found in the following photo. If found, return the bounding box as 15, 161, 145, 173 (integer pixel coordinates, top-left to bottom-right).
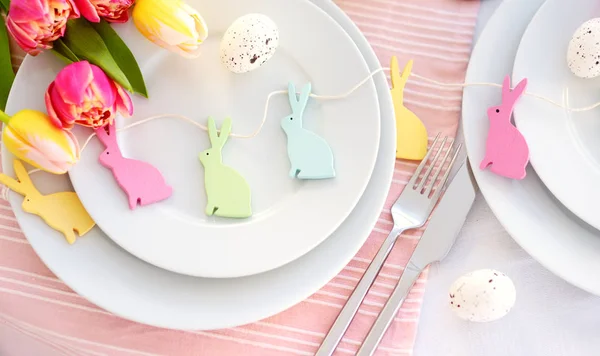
413, 1, 600, 355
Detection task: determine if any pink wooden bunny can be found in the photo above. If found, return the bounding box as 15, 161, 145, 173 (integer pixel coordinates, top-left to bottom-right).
480, 75, 529, 180
95, 122, 173, 210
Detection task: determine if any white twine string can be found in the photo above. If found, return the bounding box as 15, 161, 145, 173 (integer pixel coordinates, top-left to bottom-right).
2, 66, 595, 201
79, 69, 391, 153
78, 67, 599, 153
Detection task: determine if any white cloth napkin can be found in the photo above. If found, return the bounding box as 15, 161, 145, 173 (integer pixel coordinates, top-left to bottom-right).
413, 1, 600, 355
414, 194, 600, 356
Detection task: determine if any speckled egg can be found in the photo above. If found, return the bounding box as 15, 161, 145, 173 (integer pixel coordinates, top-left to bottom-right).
448, 269, 516, 323
567, 18, 600, 78
220, 14, 280, 74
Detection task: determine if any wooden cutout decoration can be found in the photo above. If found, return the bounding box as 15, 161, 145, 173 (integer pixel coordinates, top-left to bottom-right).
480, 75, 530, 180
0, 160, 95, 244
281, 82, 335, 179
199, 117, 252, 219
391, 56, 429, 161
95, 122, 173, 210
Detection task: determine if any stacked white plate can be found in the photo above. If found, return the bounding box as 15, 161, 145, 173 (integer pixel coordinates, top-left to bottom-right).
463, 0, 600, 296
2, 0, 396, 329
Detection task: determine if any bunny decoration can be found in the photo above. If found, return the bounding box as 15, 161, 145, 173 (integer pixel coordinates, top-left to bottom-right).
480, 75, 530, 180
281, 82, 335, 180
390, 56, 428, 161
0, 160, 95, 244
95, 122, 173, 210
199, 117, 252, 219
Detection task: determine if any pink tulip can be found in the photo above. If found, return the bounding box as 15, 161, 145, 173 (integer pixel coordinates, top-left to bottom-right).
45, 61, 134, 130
74, 0, 135, 23
6, 0, 80, 56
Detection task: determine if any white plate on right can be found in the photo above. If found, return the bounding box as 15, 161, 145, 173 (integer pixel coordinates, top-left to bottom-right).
512, 0, 600, 231
463, 0, 600, 296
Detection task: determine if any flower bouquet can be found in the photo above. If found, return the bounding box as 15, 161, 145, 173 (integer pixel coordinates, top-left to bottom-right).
0, 0, 208, 174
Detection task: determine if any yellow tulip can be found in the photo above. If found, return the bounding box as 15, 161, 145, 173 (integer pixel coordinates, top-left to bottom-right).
0, 109, 80, 174
132, 0, 208, 58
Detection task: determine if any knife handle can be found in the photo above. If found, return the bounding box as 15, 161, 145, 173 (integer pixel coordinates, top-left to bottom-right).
356, 261, 423, 356
315, 226, 405, 356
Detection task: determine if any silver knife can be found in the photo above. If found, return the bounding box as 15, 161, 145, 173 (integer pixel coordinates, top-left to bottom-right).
356, 159, 476, 356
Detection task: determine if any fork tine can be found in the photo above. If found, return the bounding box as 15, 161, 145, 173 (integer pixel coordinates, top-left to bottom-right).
431, 143, 463, 202
424, 139, 455, 197
408, 133, 441, 188
416, 136, 448, 192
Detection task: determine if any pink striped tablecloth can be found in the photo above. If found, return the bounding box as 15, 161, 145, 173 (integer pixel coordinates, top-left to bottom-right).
0, 1, 480, 355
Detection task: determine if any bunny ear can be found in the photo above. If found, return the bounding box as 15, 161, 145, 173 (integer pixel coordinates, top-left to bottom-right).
0, 166, 25, 197
107, 121, 117, 136
95, 125, 112, 147
218, 118, 232, 147
298, 83, 312, 112
12, 160, 35, 195
288, 82, 298, 112
401, 59, 413, 82
511, 78, 528, 101
390, 56, 401, 89
501, 75, 512, 100
207, 116, 218, 147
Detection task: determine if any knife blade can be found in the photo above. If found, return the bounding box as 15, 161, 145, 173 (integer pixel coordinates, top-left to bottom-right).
356, 159, 476, 356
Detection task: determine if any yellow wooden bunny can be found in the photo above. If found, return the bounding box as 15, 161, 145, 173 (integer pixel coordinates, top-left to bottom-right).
0, 159, 95, 244
391, 56, 429, 160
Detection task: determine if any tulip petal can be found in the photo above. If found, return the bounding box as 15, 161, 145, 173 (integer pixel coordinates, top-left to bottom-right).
49, 85, 78, 128
44, 84, 67, 129
8, 0, 46, 22
6, 19, 40, 53
54, 61, 94, 105
114, 83, 133, 117
181, 3, 208, 41
112, 11, 131, 23
3, 128, 72, 174
73, 0, 99, 22
63, 128, 81, 161
89, 64, 115, 107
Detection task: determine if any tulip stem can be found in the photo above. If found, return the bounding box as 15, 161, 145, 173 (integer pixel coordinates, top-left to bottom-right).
0, 110, 9, 125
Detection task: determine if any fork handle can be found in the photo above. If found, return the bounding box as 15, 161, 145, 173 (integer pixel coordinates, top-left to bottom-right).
315, 226, 405, 356
356, 261, 423, 356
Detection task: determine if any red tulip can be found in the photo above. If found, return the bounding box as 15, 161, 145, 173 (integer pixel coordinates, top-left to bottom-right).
74, 0, 135, 23
6, 0, 80, 55
45, 61, 133, 129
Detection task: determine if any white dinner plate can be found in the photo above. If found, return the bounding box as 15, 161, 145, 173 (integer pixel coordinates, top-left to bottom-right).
1, 0, 396, 329
512, 0, 600, 231
463, 0, 600, 296
66, 0, 381, 278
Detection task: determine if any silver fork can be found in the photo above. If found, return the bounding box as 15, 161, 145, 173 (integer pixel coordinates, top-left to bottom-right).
315, 133, 462, 356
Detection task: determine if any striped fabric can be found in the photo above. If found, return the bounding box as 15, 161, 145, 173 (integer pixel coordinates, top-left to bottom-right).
0, 1, 480, 355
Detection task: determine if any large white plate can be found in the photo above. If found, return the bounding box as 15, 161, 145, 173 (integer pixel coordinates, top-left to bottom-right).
512, 0, 600, 231
1, 0, 396, 329
66, 0, 380, 278
463, 0, 600, 296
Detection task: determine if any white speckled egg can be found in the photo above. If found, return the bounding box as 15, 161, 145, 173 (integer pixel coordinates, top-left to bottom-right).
567, 18, 600, 78
220, 14, 280, 74
448, 269, 516, 323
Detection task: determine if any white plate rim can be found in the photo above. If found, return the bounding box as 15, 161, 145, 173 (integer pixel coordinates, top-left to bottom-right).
0, 0, 397, 330
512, 0, 600, 231
463, 0, 600, 296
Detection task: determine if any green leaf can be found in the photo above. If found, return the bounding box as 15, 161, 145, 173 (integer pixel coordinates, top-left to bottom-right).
0, 0, 9, 12
62, 18, 133, 93
51, 38, 79, 64
0, 13, 15, 111
91, 20, 147, 98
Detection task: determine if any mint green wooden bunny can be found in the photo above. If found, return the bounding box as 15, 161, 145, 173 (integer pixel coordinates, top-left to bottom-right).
198, 117, 252, 219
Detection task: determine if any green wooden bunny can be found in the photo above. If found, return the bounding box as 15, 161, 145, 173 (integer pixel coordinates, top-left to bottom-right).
198, 117, 252, 219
